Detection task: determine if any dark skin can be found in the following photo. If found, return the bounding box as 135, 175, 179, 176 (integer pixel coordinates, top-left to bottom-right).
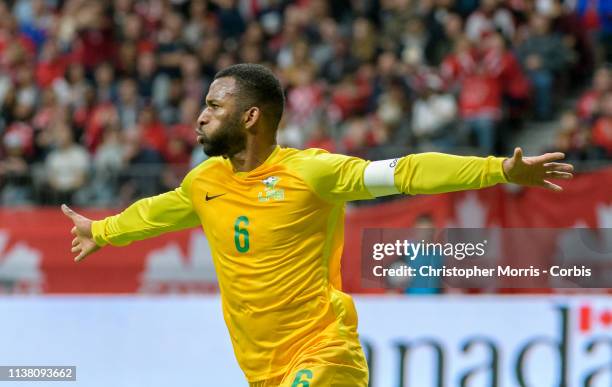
196, 77, 277, 172
62, 76, 574, 262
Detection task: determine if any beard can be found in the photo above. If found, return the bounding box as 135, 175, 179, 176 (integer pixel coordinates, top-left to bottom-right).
200, 113, 246, 158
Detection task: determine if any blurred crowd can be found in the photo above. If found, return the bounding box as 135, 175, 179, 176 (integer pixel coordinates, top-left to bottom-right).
0, 0, 610, 207
551, 66, 612, 161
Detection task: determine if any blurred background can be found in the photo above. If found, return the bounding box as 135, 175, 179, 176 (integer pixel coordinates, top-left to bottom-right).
0, 0, 611, 386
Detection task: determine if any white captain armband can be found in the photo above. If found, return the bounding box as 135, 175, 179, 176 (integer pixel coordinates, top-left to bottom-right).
363, 158, 401, 197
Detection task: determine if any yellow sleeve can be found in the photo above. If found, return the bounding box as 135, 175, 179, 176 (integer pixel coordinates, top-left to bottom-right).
394, 153, 508, 194
293, 149, 508, 203
291, 149, 374, 203
90, 164, 203, 247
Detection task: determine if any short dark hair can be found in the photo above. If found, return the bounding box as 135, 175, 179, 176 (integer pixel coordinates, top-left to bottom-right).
214, 63, 285, 130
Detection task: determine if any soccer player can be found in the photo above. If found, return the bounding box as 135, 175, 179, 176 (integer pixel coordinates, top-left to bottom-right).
62, 64, 573, 386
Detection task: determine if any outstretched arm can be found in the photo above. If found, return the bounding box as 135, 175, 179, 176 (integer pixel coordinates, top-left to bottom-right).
90, 187, 200, 247
393, 147, 573, 195
63, 165, 204, 262
295, 147, 573, 203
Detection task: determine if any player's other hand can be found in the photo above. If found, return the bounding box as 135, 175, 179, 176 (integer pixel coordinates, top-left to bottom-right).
502, 147, 574, 192
61, 204, 100, 262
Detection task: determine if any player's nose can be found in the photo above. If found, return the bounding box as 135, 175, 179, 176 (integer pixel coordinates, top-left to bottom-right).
197, 109, 210, 127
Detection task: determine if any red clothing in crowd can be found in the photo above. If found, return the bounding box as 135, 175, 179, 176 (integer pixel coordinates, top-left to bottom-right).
0, 34, 36, 80
4, 122, 34, 156
592, 117, 612, 155
440, 49, 478, 89
577, 90, 601, 119
168, 123, 198, 148
287, 83, 324, 126
141, 122, 168, 156
73, 27, 116, 70
83, 102, 117, 152
305, 136, 336, 153
36, 56, 69, 88
330, 77, 371, 119
32, 106, 56, 130
164, 138, 191, 165
459, 74, 502, 119
481, 48, 530, 100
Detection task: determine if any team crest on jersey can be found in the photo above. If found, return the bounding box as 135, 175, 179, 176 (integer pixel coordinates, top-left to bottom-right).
258, 176, 284, 202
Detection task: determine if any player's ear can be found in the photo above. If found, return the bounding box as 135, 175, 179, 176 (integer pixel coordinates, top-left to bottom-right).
244, 107, 261, 131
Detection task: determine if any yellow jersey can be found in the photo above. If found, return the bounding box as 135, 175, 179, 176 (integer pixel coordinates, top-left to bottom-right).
91, 146, 508, 382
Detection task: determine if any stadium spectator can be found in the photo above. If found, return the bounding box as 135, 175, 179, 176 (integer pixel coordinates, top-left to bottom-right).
481, 32, 530, 118
465, 0, 515, 42
310, 17, 337, 69
72, 1, 115, 73
320, 37, 359, 85
411, 75, 458, 151
341, 116, 373, 157
441, 36, 477, 94
94, 62, 118, 104
304, 118, 336, 153
136, 105, 168, 157
351, 17, 378, 64
15, 65, 38, 111
181, 53, 207, 103
198, 35, 222, 79
285, 65, 324, 129
157, 12, 188, 79
0, 123, 32, 205
370, 50, 402, 106
516, 13, 573, 120
215, 0, 246, 41
424, 11, 463, 66
376, 79, 411, 147
577, 66, 611, 120
169, 98, 200, 150
551, 110, 604, 161
118, 127, 163, 205
575, 0, 612, 64
6, 104, 35, 159
135, 51, 161, 102
183, 0, 217, 50
117, 79, 140, 132
591, 91, 612, 158
458, 64, 502, 155
60, 63, 90, 110
31, 89, 61, 162
81, 92, 117, 153
36, 39, 68, 89
165, 103, 198, 170
16, 0, 50, 51
379, 0, 415, 46
43, 122, 90, 204
88, 124, 124, 206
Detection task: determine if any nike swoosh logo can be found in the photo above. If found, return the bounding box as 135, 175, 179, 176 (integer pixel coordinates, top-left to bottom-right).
205, 192, 226, 201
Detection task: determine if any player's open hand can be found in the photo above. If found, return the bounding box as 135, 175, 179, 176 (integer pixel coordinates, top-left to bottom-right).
502, 147, 574, 191
61, 204, 100, 262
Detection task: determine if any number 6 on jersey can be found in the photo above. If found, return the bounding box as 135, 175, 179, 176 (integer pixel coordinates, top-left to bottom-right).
234, 216, 250, 253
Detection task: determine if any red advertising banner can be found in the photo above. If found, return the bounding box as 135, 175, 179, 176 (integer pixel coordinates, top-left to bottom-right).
1, 167, 611, 294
